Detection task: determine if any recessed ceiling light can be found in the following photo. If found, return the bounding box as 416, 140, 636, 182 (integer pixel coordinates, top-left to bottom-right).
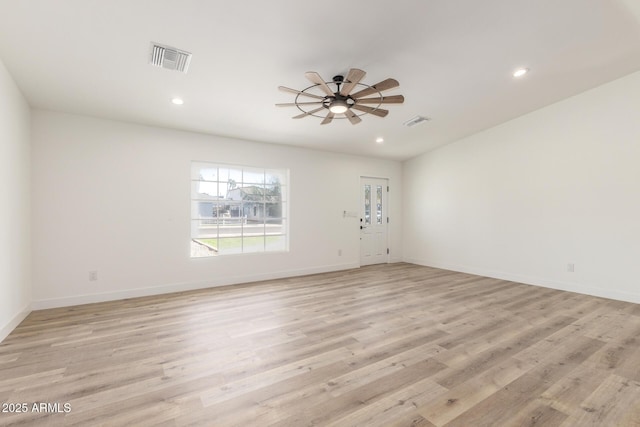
171, 97, 184, 105
513, 68, 529, 78
375, 137, 384, 144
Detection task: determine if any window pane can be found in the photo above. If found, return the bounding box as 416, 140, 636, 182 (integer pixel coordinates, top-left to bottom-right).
266, 217, 286, 233
264, 184, 283, 218
266, 169, 286, 185
192, 201, 228, 222
243, 167, 265, 185
219, 167, 242, 188
191, 237, 217, 257
376, 185, 383, 224
265, 202, 283, 219
267, 171, 287, 202
364, 184, 371, 225
197, 167, 218, 182
266, 235, 287, 252
243, 236, 265, 253
265, 184, 282, 198
191, 181, 222, 200
264, 219, 282, 239
240, 185, 265, 203
218, 237, 243, 255
192, 163, 217, 181
192, 201, 215, 220
244, 222, 265, 236
190, 220, 201, 239
220, 200, 243, 221
191, 219, 218, 239
218, 224, 243, 238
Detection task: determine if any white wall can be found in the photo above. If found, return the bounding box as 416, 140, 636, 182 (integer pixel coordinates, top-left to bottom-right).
31, 111, 402, 308
403, 71, 640, 303
0, 59, 31, 341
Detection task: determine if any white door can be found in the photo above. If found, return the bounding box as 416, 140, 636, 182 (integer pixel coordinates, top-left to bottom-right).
360, 177, 388, 265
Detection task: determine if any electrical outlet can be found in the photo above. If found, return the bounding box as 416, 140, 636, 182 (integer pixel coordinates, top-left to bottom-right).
89, 271, 98, 281
567, 263, 575, 273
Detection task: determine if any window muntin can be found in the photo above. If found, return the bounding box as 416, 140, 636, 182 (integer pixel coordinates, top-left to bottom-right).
191, 162, 288, 257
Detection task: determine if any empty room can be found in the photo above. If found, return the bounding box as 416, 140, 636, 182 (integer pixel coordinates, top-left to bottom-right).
1, 1, 640, 426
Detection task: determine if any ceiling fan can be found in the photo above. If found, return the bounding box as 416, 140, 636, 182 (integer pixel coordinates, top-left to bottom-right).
276, 68, 404, 125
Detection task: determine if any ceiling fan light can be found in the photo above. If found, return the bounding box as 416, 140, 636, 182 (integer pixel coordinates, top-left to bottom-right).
329, 99, 348, 114
513, 68, 529, 78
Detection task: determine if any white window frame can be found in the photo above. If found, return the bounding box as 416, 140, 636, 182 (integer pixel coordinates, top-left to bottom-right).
190, 162, 289, 257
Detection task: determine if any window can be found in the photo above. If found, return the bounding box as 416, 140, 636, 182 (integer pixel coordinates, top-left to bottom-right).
191, 162, 288, 257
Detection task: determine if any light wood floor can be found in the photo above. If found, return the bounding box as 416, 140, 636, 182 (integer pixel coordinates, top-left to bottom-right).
1, 263, 640, 426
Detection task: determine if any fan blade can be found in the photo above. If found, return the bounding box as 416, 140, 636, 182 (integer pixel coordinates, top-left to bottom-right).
351, 104, 389, 117
293, 106, 325, 119
320, 112, 335, 125
305, 72, 335, 97
278, 86, 325, 100
276, 101, 324, 107
339, 68, 366, 96
356, 95, 404, 104
344, 109, 362, 125
351, 78, 400, 99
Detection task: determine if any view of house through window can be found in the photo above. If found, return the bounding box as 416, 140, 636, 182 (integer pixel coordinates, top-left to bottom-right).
191, 162, 288, 257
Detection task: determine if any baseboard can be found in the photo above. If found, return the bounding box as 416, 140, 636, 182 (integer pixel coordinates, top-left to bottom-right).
32, 262, 361, 310
403, 257, 640, 304
0, 304, 31, 343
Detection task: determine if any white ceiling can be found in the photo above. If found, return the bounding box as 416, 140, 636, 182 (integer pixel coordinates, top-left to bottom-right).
1, 0, 639, 161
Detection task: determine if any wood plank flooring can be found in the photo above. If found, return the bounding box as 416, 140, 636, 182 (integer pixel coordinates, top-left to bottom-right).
1, 263, 639, 426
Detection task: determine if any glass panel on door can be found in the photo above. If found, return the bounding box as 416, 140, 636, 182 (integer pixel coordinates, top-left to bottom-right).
376, 185, 383, 224
364, 185, 371, 225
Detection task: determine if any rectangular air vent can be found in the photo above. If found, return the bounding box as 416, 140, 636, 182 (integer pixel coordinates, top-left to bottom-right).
403, 115, 431, 127
149, 42, 192, 73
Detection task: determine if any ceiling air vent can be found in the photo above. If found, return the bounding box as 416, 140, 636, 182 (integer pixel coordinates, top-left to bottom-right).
403, 115, 431, 127
149, 42, 192, 73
